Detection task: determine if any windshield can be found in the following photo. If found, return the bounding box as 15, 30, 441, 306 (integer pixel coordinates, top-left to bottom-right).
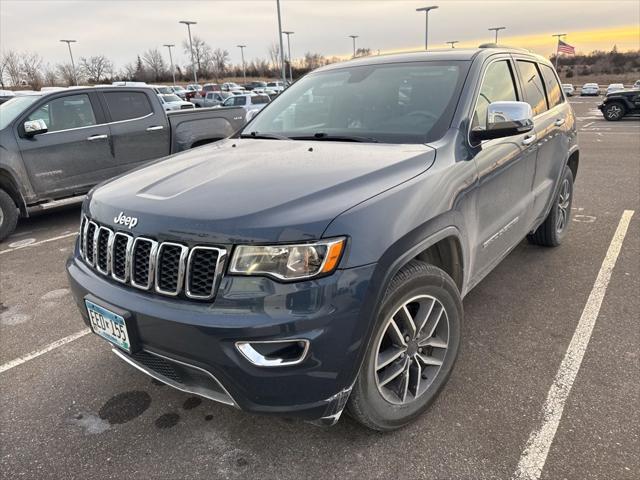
243, 61, 468, 144
0, 95, 40, 130
173, 86, 185, 92
162, 94, 182, 102
156, 87, 173, 94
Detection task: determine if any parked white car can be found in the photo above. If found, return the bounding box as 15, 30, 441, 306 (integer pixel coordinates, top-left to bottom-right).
580, 83, 600, 96
606, 83, 625, 95
149, 85, 176, 95
157, 93, 195, 111
561, 84, 575, 96
634, 80, 640, 89
221, 82, 245, 93
265, 81, 285, 94
221, 93, 270, 120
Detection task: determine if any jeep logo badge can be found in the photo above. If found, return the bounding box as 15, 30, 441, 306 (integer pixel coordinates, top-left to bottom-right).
113, 212, 138, 229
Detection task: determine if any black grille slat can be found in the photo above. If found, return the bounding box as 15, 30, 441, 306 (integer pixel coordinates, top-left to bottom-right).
131, 351, 182, 382
96, 229, 110, 272
85, 222, 97, 263
157, 245, 183, 292
188, 249, 219, 297
112, 235, 129, 280
132, 240, 153, 287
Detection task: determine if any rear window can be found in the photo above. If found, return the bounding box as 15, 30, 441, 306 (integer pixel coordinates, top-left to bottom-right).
252, 95, 270, 104
516, 61, 548, 116
104, 91, 153, 121
539, 64, 563, 108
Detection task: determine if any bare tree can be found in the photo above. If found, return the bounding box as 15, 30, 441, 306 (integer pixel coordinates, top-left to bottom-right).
120, 62, 137, 80
268, 42, 281, 71
80, 55, 113, 83
211, 48, 230, 79
303, 52, 325, 70
183, 36, 211, 77
142, 48, 166, 81
22, 52, 43, 89
57, 63, 77, 86
3, 50, 22, 86
42, 64, 58, 86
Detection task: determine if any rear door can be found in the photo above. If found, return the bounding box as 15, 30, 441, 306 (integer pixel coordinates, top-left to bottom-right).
16, 92, 113, 197
514, 59, 570, 224
100, 90, 170, 169
469, 57, 538, 278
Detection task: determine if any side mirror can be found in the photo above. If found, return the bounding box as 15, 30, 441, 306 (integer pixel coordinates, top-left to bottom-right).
471, 101, 533, 143
24, 119, 48, 137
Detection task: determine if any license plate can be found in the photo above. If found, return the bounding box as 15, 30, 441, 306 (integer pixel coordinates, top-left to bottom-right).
85, 299, 131, 352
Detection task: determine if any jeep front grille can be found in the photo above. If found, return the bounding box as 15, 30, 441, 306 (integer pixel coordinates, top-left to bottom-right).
80, 216, 226, 300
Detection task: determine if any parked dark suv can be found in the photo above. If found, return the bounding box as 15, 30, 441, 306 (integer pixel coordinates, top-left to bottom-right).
598, 88, 640, 120
67, 47, 579, 430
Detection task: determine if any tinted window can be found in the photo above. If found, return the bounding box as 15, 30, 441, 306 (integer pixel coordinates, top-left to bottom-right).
472, 60, 518, 130
517, 61, 548, 115
252, 95, 270, 104
245, 61, 468, 144
104, 91, 153, 121
27, 94, 96, 132
539, 64, 563, 108
235, 97, 247, 106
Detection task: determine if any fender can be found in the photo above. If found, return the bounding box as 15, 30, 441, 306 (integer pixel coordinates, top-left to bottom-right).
0, 167, 28, 216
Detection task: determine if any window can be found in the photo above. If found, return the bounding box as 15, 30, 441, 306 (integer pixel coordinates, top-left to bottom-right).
539, 64, 563, 108
472, 60, 518, 130
103, 91, 152, 121
517, 61, 548, 115
229, 96, 247, 106
252, 95, 270, 104
244, 61, 468, 144
27, 94, 96, 132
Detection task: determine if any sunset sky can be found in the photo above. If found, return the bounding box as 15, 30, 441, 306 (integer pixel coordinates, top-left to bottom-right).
1, 0, 639, 69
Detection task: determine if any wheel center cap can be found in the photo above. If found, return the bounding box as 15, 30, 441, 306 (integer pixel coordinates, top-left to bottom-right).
406, 340, 418, 356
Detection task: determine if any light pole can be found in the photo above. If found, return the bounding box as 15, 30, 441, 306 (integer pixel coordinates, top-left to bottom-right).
552, 33, 567, 69
488, 26, 506, 44
163, 44, 176, 85
276, 0, 287, 86
282, 31, 294, 83
179, 20, 198, 84
446, 41, 459, 48
237, 45, 247, 84
416, 6, 438, 50
348, 35, 359, 57
60, 39, 78, 86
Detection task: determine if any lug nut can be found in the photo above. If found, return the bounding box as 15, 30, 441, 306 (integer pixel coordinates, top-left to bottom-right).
405, 335, 410, 342
418, 347, 423, 353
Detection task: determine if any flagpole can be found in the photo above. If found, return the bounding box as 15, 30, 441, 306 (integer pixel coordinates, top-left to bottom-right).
552, 33, 567, 70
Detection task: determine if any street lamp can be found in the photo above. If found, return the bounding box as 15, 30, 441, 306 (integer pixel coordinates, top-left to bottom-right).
282, 31, 294, 83
488, 26, 506, 44
552, 33, 567, 69
416, 6, 438, 50
59, 39, 78, 86
237, 45, 247, 84
276, 0, 287, 86
179, 20, 198, 84
163, 44, 176, 85
446, 41, 459, 48
348, 35, 359, 57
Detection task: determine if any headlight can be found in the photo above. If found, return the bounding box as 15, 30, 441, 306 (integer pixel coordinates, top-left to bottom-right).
229, 237, 346, 281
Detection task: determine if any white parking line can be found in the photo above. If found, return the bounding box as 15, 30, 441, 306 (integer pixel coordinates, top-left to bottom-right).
512, 209, 635, 480
0, 232, 77, 255
0, 328, 91, 374
581, 121, 595, 128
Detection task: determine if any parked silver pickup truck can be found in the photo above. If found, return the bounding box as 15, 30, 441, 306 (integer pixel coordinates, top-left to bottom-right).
0, 86, 246, 240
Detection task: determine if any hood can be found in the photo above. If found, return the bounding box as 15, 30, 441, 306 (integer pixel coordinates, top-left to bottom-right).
88, 138, 435, 243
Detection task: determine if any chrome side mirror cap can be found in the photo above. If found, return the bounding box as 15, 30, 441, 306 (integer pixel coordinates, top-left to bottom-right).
24, 119, 48, 137
471, 101, 534, 142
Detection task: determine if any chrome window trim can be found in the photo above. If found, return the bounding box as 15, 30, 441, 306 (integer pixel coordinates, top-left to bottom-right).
95, 226, 114, 275
37, 112, 154, 136
185, 246, 227, 300
154, 242, 189, 296
111, 232, 133, 283
130, 237, 158, 290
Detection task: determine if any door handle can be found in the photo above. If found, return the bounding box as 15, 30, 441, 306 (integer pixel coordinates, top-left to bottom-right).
554, 118, 566, 127
522, 134, 537, 146
146, 125, 164, 132
87, 134, 108, 141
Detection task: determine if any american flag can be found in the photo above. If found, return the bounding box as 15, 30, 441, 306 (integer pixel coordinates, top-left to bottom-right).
557, 39, 575, 55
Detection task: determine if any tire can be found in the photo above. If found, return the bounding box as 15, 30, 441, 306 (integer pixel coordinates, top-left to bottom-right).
347, 261, 463, 431
528, 167, 574, 247
0, 188, 19, 242
603, 102, 625, 121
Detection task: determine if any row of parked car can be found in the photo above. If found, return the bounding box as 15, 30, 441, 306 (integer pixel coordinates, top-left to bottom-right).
561, 79, 640, 97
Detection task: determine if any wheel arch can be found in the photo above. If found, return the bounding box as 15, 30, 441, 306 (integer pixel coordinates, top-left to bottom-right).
567, 148, 579, 181
0, 169, 27, 217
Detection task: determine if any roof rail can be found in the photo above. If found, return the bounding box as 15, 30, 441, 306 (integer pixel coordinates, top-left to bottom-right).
478, 43, 529, 52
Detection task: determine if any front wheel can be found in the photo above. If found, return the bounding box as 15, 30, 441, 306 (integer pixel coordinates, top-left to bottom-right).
528, 167, 574, 247
603, 102, 625, 121
347, 261, 462, 431
0, 188, 19, 242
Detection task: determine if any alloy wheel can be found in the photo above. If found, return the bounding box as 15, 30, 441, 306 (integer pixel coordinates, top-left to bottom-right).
374, 295, 449, 405
556, 178, 571, 233
606, 105, 622, 120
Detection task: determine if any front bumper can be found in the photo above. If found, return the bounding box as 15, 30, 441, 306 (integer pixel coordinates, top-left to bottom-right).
66, 247, 376, 421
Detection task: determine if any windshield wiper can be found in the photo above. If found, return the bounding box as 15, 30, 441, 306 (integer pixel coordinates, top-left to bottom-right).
240, 131, 290, 140
289, 132, 379, 143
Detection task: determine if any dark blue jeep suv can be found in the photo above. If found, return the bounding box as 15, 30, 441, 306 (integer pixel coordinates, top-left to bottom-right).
67, 47, 579, 430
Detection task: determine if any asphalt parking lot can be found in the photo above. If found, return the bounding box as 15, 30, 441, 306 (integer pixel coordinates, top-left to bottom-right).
0, 97, 638, 480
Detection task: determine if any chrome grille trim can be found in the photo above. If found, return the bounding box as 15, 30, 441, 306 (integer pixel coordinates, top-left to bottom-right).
79, 218, 226, 300
154, 242, 189, 296
185, 246, 228, 300
111, 232, 133, 283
